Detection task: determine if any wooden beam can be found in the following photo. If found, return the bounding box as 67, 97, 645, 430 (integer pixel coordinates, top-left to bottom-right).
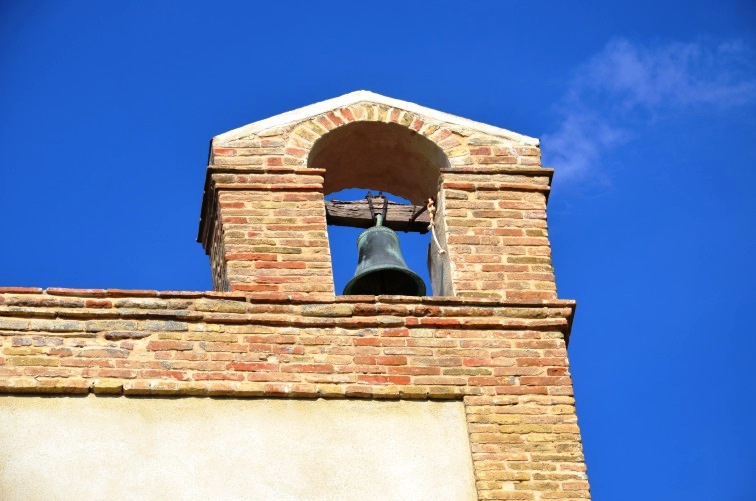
325, 197, 430, 233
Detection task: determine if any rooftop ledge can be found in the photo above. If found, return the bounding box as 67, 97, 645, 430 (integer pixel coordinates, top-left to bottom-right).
0, 287, 574, 307
0, 287, 578, 398
0, 287, 576, 343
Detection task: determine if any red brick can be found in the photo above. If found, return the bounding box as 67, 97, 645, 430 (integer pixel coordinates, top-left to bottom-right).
495, 385, 548, 395
387, 366, 440, 376
61, 358, 114, 368
520, 376, 571, 386
193, 372, 245, 381
225, 253, 277, 261
375, 355, 406, 366
470, 147, 491, 155
94, 369, 137, 379
464, 357, 492, 367
106, 289, 159, 297
220, 202, 245, 209
285, 147, 307, 157
46, 288, 106, 296
340, 107, 355, 121
326, 112, 344, 126
227, 362, 277, 372
354, 337, 381, 346
517, 357, 568, 367
263, 383, 295, 395
281, 363, 334, 373
468, 376, 499, 386
353, 355, 407, 366
417, 318, 463, 327
434, 128, 453, 141
221, 217, 247, 224
140, 369, 189, 381
255, 261, 307, 269
23, 367, 70, 377
357, 375, 410, 385
413, 376, 466, 386
231, 284, 278, 292
85, 299, 112, 308
147, 341, 193, 351
382, 328, 409, 337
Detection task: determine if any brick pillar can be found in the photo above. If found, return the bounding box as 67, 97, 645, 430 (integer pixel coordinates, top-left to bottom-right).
438, 167, 557, 300
199, 161, 334, 295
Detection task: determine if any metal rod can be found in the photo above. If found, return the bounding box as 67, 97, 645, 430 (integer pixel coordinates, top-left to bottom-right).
366, 191, 375, 220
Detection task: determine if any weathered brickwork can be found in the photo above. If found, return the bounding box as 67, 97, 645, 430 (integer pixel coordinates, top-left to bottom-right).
208, 202, 229, 291
0, 288, 587, 499
440, 172, 555, 301
199, 92, 556, 299
3, 93, 589, 499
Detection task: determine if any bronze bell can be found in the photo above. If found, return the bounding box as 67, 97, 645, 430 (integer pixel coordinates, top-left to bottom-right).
343, 214, 426, 296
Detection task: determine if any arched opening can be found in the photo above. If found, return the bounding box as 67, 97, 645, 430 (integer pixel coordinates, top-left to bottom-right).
308, 121, 447, 205
308, 122, 450, 296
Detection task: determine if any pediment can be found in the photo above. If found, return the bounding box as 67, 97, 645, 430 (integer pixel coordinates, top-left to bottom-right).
213, 90, 538, 146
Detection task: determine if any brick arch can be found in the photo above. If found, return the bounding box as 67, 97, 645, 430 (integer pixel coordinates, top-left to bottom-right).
284, 103, 468, 204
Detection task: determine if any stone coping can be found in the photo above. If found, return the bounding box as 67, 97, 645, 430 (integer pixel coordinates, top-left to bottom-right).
0, 287, 575, 307
0, 289, 576, 334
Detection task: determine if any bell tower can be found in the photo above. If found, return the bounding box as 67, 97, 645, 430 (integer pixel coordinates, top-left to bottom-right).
198, 91, 555, 302
192, 92, 589, 498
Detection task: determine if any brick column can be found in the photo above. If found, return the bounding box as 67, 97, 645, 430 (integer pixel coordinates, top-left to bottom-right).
438, 167, 557, 300
199, 162, 333, 295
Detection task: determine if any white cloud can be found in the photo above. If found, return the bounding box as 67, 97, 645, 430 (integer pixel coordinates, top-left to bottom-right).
542, 111, 627, 184
542, 38, 756, 183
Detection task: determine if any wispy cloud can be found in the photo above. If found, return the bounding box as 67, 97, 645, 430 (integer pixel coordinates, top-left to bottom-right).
542, 38, 756, 184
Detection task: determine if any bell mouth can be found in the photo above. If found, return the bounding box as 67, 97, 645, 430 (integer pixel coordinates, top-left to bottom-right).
342, 214, 427, 297
343, 267, 426, 296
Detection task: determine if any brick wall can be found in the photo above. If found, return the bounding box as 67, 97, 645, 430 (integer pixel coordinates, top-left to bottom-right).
440, 171, 555, 300
1, 93, 589, 499
0, 287, 588, 499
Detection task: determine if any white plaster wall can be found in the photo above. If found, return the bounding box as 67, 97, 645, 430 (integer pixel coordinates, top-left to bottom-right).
0, 396, 477, 501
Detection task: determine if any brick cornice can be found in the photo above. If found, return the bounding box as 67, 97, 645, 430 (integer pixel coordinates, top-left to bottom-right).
0, 289, 577, 397
1, 288, 575, 307
0, 290, 575, 325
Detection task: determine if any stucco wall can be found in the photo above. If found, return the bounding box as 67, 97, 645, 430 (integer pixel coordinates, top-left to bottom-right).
0, 395, 476, 501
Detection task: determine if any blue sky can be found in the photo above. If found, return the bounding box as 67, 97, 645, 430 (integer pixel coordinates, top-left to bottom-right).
2, 1, 755, 499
